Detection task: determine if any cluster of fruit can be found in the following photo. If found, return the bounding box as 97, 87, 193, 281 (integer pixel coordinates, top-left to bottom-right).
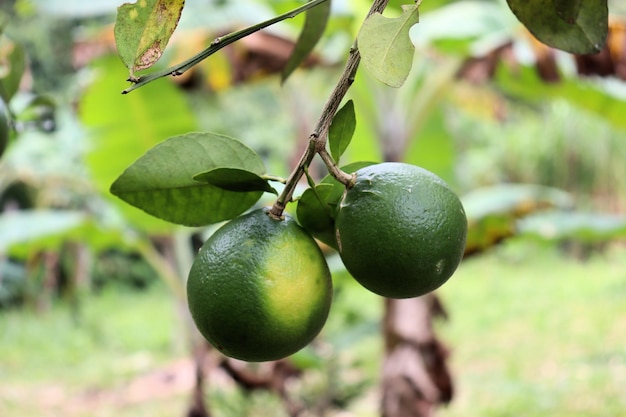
187, 162, 467, 362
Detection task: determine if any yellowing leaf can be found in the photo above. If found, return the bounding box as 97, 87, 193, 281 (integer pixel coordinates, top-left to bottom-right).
357, 4, 420, 88
114, 0, 185, 79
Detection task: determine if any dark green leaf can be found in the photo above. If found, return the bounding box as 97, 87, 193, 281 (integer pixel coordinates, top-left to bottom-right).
506, 0, 608, 54
282, 0, 331, 82
0, 97, 8, 158
553, 0, 582, 22
0, 37, 26, 103
193, 167, 277, 194
329, 100, 356, 164
110, 132, 266, 227
357, 4, 420, 87
114, 0, 185, 79
297, 184, 338, 249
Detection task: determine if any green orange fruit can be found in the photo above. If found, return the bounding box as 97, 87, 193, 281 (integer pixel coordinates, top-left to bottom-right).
335, 162, 467, 298
187, 208, 332, 362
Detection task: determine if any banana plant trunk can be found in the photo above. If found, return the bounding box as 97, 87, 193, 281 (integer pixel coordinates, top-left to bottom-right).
381, 295, 453, 417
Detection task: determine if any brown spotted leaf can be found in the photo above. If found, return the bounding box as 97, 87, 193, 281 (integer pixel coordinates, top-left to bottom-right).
114, 0, 185, 80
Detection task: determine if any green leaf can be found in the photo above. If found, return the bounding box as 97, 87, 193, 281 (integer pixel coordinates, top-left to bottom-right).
357, 3, 420, 87
110, 132, 266, 227
297, 161, 375, 249
328, 100, 356, 164
553, 0, 582, 22
193, 167, 278, 194
281, 0, 331, 82
506, 0, 608, 54
0, 37, 26, 103
297, 184, 338, 249
114, 0, 185, 79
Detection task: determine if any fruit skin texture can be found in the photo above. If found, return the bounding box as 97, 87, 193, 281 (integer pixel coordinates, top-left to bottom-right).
187, 208, 332, 362
335, 162, 467, 299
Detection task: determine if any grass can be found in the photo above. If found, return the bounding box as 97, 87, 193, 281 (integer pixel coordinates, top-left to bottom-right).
0, 285, 188, 417
437, 240, 626, 417
1, 242, 625, 416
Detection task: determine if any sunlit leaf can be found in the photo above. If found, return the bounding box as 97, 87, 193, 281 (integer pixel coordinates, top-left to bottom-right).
110, 132, 266, 227
357, 3, 420, 87
193, 167, 277, 194
506, 0, 608, 54
114, 0, 185, 79
282, 0, 330, 82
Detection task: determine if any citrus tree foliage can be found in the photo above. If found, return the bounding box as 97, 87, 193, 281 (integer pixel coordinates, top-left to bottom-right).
111, 0, 610, 229
507, 0, 608, 54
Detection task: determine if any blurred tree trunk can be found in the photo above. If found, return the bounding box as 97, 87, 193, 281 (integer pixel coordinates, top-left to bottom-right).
381, 295, 453, 417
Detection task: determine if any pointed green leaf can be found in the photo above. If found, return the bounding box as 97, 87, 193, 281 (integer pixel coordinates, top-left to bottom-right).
297, 184, 338, 249
357, 3, 420, 87
281, 0, 331, 82
328, 100, 356, 164
0, 37, 26, 103
506, 0, 608, 54
193, 167, 278, 194
114, 0, 185, 79
110, 132, 266, 227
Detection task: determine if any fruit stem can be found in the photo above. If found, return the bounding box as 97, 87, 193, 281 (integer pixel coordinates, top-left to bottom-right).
319, 148, 355, 187
270, 0, 390, 218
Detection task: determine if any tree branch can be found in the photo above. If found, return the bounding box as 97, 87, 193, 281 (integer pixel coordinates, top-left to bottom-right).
269, 0, 390, 218
122, 0, 330, 94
